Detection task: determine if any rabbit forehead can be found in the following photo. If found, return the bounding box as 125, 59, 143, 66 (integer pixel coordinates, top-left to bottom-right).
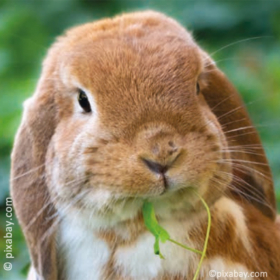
55, 14, 203, 136
56, 9, 202, 91
68, 36, 201, 88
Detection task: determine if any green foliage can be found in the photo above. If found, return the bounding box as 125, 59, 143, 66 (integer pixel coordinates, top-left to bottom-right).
142, 191, 211, 280
142, 200, 204, 259
143, 201, 171, 259
0, 1, 279, 278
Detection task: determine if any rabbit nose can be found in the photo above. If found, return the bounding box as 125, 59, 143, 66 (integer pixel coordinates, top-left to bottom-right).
141, 142, 182, 175
142, 159, 169, 175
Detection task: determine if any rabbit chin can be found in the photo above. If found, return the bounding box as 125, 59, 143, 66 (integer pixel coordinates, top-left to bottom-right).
55, 181, 210, 231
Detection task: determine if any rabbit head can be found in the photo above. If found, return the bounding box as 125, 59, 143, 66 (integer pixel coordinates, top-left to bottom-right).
11, 11, 276, 279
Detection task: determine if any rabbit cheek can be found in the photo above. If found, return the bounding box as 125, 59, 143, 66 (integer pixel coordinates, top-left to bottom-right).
200, 112, 232, 204
45, 121, 91, 207
45, 144, 79, 210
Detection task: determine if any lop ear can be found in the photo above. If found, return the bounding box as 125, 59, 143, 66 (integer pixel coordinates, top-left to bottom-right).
11, 61, 58, 279
201, 57, 276, 220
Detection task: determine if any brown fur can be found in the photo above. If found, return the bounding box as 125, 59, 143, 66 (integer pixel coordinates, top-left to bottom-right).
11, 10, 279, 280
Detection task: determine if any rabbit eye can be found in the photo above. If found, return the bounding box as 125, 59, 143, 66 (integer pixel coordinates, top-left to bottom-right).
196, 82, 200, 95
78, 89, 91, 113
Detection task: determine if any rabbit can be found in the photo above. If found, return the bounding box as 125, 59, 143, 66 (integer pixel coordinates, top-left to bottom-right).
10, 10, 280, 280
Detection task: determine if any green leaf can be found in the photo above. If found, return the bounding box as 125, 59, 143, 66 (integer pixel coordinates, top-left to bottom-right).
142, 191, 211, 280
142, 201, 170, 258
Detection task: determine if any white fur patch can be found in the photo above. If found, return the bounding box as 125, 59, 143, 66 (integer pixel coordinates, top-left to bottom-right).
27, 266, 40, 280
57, 217, 110, 280
160, 218, 198, 276
115, 233, 162, 280
115, 219, 198, 279
214, 197, 252, 254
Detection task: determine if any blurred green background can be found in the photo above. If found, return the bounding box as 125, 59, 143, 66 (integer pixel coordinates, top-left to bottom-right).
0, 0, 280, 279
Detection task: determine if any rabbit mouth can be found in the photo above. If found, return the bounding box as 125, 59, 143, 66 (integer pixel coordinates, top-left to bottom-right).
160, 174, 169, 193
57, 183, 205, 231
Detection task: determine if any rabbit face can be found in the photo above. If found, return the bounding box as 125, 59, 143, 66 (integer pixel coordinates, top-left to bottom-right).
45, 18, 232, 223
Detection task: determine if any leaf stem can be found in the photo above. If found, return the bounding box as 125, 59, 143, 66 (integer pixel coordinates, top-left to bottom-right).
168, 238, 203, 255
192, 191, 211, 280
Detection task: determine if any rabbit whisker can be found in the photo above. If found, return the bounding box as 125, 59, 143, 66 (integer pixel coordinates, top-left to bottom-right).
204, 57, 263, 68
10, 163, 46, 182
221, 149, 265, 157
217, 158, 272, 182
223, 125, 258, 134
217, 158, 269, 167
212, 169, 273, 212
208, 93, 236, 112
217, 170, 268, 203
25, 197, 54, 231
206, 36, 272, 58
